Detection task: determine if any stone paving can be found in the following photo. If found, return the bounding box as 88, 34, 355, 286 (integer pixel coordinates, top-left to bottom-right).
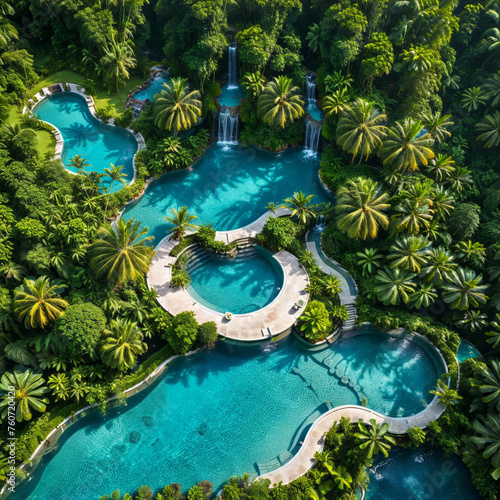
147, 234, 310, 341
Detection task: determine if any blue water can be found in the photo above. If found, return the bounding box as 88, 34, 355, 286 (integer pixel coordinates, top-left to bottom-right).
33, 93, 137, 192
185, 245, 284, 314
456, 338, 482, 363
366, 445, 479, 499
307, 103, 323, 122
134, 74, 169, 102
122, 143, 330, 242
218, 84, 244, 107
12, 328, 444, 500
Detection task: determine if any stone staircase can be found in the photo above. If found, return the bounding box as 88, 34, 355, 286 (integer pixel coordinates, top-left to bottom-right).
343, 303, 357, 331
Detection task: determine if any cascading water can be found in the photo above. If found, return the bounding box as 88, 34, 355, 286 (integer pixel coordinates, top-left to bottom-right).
306, 73, 317, 106
228, 43, 238, 89
305, 119, 322, 153
217, 107, 239, 144
315, 214, 326, 231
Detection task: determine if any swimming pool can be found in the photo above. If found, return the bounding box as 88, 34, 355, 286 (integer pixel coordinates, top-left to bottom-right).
184, 245, 284, 314
12, 327, 444, 500
456, 338, 482, 363
366, 444, 479, 499
33, 92, 137, 192
217, 84, 244, 107
134, 74, 169, 102
121, 143, 330, 242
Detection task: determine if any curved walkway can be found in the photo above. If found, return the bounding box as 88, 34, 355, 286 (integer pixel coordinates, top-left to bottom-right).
147, 234, 310, 341
257, 398, 445, 485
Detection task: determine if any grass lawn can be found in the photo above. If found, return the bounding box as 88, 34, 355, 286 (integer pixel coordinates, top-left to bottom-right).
6, 70, 145, 158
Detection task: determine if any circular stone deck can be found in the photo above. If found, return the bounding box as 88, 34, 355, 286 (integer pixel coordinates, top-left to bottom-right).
147, 234, 310, 341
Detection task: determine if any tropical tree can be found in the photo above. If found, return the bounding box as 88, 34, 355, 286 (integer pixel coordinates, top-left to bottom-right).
461, 87, 487, 112
378, 118, 435, 172
103, 164, 128, 218
335, 98, 387, 161
336, 177, 390, 240
471, 360, 500, 411
354, 418, 396, 458
446, 166, 473, 192
69, 155, 91, 173
257, 76, 305, 128
283, 192, 316, 224
420, 247, 455, 284
100, 319, 146, 371
170, 269, 191, 288
390, 199, 433, 235
13, 277, 68, 329
454, 241, 486, 268
100, 38, 136, 94
430, 379, 462, 407
432, 187, 455, 220
421, 111, 454, 144
482, 71, 500, 106
0, 366, 49, 422
164, 206, 199, 240
441, 267, 489, 310
470, 414, 500, 480
324, 275, 343, 296
388, 235, 430, 273
486, 314, 500, 349
47, 372, 70, 401
408, 284, 438, 309
456, 310, 488, 332
426, 154, 455, 182
374, 267, 416, 305
89, 218, 156, 284
154, 77, 202, 136
241, 71, 266, 100
0, 262, 26, 283
356, 248, 383, 275
300, 301, 332, 342
476, 111, 500, 148
323, 88, 350, 119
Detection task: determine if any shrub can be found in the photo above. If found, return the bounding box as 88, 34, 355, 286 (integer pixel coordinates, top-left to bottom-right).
15, 217, 46, 241
257, 216, 297, 251
448, 203, 481, 240
164, 311, 199, 354
198, 322, 218, 346
51, 303, 106, 358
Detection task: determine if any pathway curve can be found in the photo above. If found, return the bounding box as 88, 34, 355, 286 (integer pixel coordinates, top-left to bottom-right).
147, 234, 310, 341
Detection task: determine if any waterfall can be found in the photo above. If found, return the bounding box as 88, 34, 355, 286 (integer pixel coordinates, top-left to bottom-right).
305, 119, 322, 153
315, 214, 326, 230
228, 43, 238, 89
306, 74, 317, 106
218, 107, 239, 144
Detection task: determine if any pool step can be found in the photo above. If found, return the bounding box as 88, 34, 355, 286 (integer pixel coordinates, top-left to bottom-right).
278, 451, 293, 465
254, 457, 281, 475
343, 303, 357, 331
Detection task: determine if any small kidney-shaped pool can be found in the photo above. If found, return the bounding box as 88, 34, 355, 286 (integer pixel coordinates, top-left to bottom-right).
184, 244, 284, 314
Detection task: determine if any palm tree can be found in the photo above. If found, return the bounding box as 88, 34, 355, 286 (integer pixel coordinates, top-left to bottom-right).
432, 186, 455, 220
354, 418, 396, 459
471, 360, 500, 411
0, 366, 49, 422
335, 177, 390, 240
482, 71, 500, 106
378, 118, 434, 172
388, 235, 430, 273
89, 218, 156, 284
154, 77, 202, 136
241, 71, 266, 100
374, 267, 416, 305
13, 277, 68, 329
430, 379, 462, 407
441, 267, 489, 310
170, 269, 191, 288
409, 284, 438, 309
390, 199, 433, 235
454, 241, 486, 268
335, 98, 388, 161
300, 302, 331, 342
100, 318, 146, 371
100, 38, 136, 94
476, 111, 500, 148
486, 314, 500, 349
456, 310, 488, 332
420, 247, 456, 285
103, 163, 128, 219
356, 248, 383, 275
48, 372, 70, 401
164, 207, 199, 240
257, 76, 305, 128
446, 166, 473, 192
470, 414, 500, 480
426, 154, 455, 182
299, 250, 316, 268
0, 262, 26, 283
69, 155, 91, 173
323, 88, 350, 119
324, 275, 343, 296
461, 87, 487, 112
421, 111, 454, 144
283, 192, 316, 224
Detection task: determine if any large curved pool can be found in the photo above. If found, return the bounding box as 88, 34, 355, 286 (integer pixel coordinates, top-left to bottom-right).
13, 327, 444, 500
121, 143, 330, 241
184, 245, 284, 314
33, 92, 137, 192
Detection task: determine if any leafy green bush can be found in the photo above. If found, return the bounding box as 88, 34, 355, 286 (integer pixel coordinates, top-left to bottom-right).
257, 216, 298, 251
163, 311, 199, 354
198, 321, 218, 346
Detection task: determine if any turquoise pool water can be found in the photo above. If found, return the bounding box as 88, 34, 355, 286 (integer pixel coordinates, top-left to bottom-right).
366, 444, 479, 499
218, 84, 244, 107
121, 143, 330, 242
457, 338, 482, 363
33, 92, 137, 192
12, 327, 444, 500
307, 103, 323, 122
185, 245, 284, 314
134, 74, 169, 102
